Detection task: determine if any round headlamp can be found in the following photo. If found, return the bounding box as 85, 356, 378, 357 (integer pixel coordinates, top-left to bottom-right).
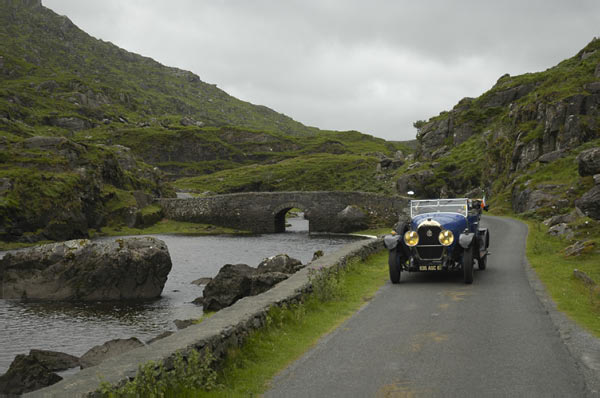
438, 230, 454, 246
404, 230, 419, 247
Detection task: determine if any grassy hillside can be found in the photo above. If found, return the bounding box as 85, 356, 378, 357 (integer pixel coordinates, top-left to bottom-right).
393, 38, 600, 202
0, 1, 313, 136
0, 0, 410, 243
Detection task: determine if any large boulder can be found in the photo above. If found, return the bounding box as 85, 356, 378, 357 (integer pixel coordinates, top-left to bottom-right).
201, 255, 304, 311
0, 237, 172, 300
257, 254, 303, 274
79, 338, 144, 369
250, 272, 290, 296
512, 187, 555, 214
28, 350, 79, 371
577, 147, 600, 176
0, 354, 62, 396
575, 186, 600, 220
202, 263, 256, 311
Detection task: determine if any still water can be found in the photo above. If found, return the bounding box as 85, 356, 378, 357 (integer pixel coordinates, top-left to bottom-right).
0, 216, 363, 373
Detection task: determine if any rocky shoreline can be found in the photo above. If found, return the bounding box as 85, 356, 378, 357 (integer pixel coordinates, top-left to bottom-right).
0, 234, 315, 396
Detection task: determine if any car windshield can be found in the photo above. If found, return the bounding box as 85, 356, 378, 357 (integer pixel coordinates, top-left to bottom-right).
411, 198, 468, 218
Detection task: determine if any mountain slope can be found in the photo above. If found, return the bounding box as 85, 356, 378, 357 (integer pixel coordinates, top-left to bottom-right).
0, 0, 313, 136
391, 38, 600, 206
0, 0, 408, 244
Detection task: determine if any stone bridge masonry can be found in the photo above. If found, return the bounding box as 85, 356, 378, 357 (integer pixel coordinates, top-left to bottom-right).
157, 191, 409, 233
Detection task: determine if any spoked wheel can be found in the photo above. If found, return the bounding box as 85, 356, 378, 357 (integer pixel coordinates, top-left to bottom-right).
388, 248, 402, 284
463, 246, 474, 284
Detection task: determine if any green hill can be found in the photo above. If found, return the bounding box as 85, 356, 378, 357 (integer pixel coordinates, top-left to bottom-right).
390, 38, 600, 206
0, 0, 407, 244
0, 0, 314, 137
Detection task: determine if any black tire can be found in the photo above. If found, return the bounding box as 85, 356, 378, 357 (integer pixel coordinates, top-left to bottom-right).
388, 248, 401, 284
463, 246, 474, 284
478, 253, 487, 270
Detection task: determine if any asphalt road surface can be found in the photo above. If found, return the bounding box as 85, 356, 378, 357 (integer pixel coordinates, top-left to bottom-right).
266, 216, 592, 397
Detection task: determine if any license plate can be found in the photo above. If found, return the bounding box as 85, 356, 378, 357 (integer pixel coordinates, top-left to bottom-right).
419, 265, 442, 271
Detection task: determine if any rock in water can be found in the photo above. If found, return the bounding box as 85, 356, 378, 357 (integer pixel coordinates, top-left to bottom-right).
200, 255, 304, 311
191, 277, 213, 286
0, 237, 172, 300
28, 350, 79, 371
202, 264, 255, 311
257, 254, 303, 274
0, 354, 62, 395
250, 272, 289, 296
79, 338, 144, 369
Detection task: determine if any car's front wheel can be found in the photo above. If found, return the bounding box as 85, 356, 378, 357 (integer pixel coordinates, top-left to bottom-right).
463, 246, 474, 284
388, 248, 402, 284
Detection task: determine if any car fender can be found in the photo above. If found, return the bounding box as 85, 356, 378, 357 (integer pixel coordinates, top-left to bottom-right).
383, 234, 400, 250
459, 232, 475, 249
478, 228, 490, 250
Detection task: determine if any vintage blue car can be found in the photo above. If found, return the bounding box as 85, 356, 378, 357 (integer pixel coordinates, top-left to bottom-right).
383, 198, 490, 284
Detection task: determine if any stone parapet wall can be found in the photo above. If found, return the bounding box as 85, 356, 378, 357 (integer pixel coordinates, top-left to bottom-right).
28, 238, 384, 397
158, 191, 409, 233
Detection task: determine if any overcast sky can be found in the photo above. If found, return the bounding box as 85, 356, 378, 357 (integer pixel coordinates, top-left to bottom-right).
43, 0, 600, 141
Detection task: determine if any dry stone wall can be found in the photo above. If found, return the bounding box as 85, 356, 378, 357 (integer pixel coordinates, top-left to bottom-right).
27, 238, 384, 397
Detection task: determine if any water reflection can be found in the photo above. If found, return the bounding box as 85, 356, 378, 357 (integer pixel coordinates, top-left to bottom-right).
0, 215, 362, 373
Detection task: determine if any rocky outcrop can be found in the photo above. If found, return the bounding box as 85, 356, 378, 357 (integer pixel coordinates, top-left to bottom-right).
577, 147, 600, 176
200, 255, 304, 311
395, 170, 435, 197
512, 186, 556, 214
575, 185, 600, 220
79, 338, 144, 369
0, 237, 172, 300
565, 241, 596, 257
0, 354, 62, 396
1, 137, 173, 243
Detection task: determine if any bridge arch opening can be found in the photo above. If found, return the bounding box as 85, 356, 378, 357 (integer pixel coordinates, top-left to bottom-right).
273, 203, 309, 233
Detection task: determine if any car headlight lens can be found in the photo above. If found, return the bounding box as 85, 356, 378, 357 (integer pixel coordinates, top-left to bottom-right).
438, 230, 454, 246
404, 230, 419, 246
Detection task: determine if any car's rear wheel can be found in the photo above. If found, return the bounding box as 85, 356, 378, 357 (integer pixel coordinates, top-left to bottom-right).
478, 253, 487, 270
388, 249, 401, 284
463, 246, 474, 284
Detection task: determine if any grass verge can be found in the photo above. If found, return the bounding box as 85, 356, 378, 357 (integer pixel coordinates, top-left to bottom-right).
100, 250, 388, 397
523, 218, 600, 336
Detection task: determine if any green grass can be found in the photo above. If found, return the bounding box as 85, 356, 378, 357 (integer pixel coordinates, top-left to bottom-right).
186, 251, 388, 397
355, 227, 393, 237
99, 219, 248, 236
174, 154, 389, 194
524, 218, 600, 336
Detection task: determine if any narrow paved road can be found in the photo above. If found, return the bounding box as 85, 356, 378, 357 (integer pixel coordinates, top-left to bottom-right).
266, 216, 589, 397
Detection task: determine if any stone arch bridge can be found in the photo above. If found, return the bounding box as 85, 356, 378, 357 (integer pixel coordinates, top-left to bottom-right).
158, 191, 409, 234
